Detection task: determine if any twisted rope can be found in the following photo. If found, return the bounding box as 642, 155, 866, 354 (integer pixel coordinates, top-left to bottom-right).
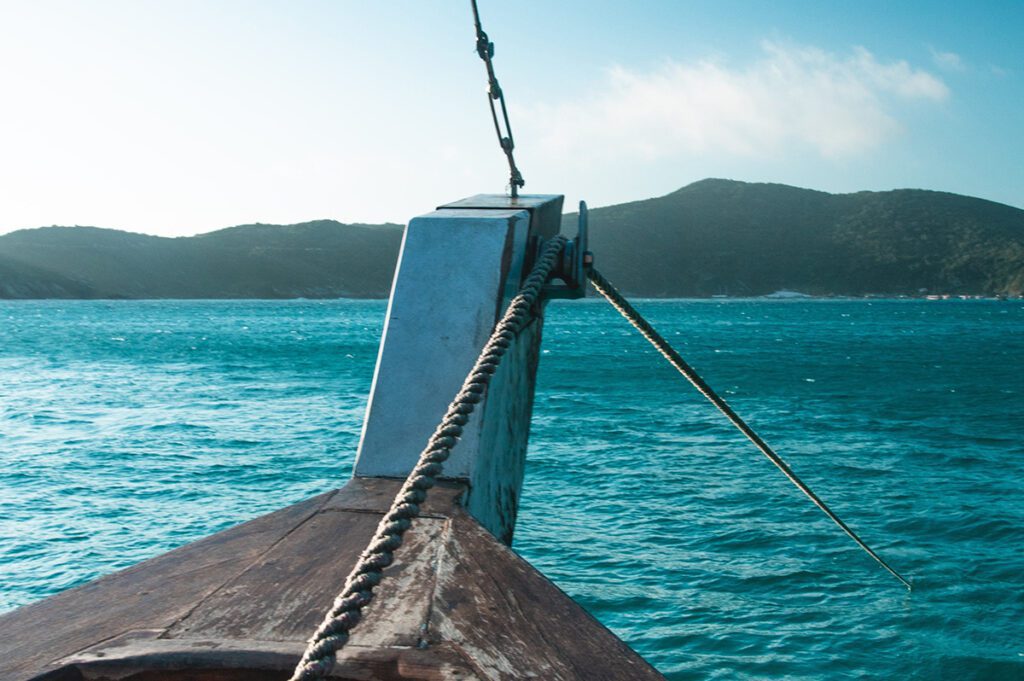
587, 267, 911, 590
289, 235, 566, 681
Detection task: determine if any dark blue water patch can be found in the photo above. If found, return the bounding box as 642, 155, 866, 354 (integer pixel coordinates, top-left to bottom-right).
1, 299, 1022, 680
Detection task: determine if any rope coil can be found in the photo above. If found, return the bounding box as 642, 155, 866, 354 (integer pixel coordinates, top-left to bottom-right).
288, 236, 566, 681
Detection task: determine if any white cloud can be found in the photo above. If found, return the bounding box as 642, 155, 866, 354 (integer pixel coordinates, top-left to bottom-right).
930, 48, 966, 72
519, 41, 949, 162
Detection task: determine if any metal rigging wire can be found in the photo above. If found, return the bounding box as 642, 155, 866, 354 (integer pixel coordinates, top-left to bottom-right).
587, 266, 912, 590
470, 0, 525, 197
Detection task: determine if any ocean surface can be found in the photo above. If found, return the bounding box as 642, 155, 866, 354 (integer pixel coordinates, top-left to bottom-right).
1, 298, 1021, 680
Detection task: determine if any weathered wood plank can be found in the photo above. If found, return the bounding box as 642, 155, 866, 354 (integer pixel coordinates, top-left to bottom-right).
0, 492, 335, 680
61, 634, 481, 681
3, 478, 665, 681
354, 196, 564, 543
164, 513, 446, 647
427, 509, 665, 681
319, 478, 465, 517
464, 316, 543, 545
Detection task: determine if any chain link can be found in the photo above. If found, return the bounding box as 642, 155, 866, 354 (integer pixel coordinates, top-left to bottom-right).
470, 0, 525, 197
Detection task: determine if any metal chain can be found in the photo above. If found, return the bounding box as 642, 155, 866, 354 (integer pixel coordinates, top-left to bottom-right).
587, 267, 912, 590
470, 0, 525, 197
288, 236, 566, 681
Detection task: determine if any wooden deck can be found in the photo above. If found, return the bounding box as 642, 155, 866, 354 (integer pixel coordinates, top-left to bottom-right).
0, 477, 665, 681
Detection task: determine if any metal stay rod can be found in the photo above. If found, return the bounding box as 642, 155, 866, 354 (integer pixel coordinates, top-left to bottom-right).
469, 0, 525, 197
588, 266, 912, 590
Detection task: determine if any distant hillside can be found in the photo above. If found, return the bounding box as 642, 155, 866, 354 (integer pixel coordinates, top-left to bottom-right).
0, 254, 99, 298
0, 220, 403, 299
1, 180, 1022, 299
571, 179, 1024, 297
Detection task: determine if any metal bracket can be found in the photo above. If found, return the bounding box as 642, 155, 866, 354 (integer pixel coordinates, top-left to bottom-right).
435, 193, 591, 300
544, 200, 593, 299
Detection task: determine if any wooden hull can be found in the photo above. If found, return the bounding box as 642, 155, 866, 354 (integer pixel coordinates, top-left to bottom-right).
0, 477, 665, 681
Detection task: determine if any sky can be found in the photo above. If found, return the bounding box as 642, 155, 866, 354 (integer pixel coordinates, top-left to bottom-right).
0, 0, 1021, 237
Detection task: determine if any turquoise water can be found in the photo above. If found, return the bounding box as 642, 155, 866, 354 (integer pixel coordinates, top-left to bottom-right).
1, 299, 1022, 680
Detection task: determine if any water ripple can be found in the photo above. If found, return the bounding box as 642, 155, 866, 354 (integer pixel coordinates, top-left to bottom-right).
1, 298, 1022, 680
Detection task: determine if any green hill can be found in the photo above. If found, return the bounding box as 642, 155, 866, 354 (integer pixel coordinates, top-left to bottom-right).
574, 179, 1024, 297
0, 220, 403, 299
0, 253, 99, 298
1, 180, 1022, 298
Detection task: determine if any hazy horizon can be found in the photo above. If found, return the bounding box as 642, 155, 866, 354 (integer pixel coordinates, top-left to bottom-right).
4, 178, 1024, 239
1, 1, 1022, 237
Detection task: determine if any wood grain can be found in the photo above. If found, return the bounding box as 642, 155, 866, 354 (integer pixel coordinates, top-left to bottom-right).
1, 479, 665, 681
